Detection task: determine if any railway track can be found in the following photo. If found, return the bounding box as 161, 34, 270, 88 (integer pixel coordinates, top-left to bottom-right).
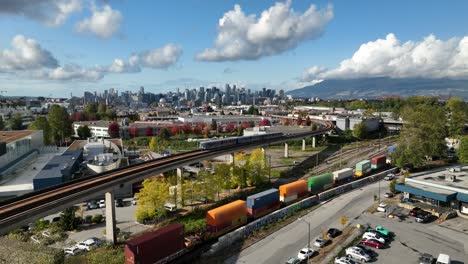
0, 120, 334, 233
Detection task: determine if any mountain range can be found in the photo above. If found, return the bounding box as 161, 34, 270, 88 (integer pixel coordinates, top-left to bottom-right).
287, 78, 468, 100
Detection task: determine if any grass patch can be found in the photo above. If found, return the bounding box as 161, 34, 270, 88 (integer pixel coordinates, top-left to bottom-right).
270, 170, 282, 178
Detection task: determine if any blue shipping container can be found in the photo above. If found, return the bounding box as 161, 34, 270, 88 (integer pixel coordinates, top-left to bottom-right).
388, 145, 397, 153
246, 189, 279, 209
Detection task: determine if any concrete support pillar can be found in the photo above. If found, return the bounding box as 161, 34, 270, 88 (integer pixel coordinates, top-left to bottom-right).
284, 143, 289, 158
302, 139, 306, 151
176, 168, 183, 207
105, 191, 116, 244
312, 136, 316, 148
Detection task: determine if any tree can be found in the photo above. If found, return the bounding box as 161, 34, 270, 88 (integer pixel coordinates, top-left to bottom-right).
193, 125, 202, 135
305, 116, 312, 126
211, 119, 217, 130
225, 123, 235, 133
59, 207, 78, 231
284, 119, 291, 126
108, 122, 120, 138
393, 104, 447, 168
389, 179, 397, 194
446, 98, 467, 137
258, 119, 271, 126
105, 109, 116, 120
149, 136, 158, 152
458, 136, 468, 164
9, 113, 23, 130
344, 129, 353, 141
135, 177, 171, 222
75, 111, 85, 121
171, 125, 181, 136
98, 103, 107, 115
85, 103, 97, 115
145, 126, 153, 137
311, 123, 317, 131
213, 163, 233, 198
182, 123, 192, 134
159, 128, 171, 141
77, 125, 92, 138
0, 116, 4, 130
129, 126, 139, 137
29, 116, 52, 144
247, 148, 268, 185
48, 105, 72, 143
203, 126, 211, 138
296, 116, 303, 126
353, 122, 368, 139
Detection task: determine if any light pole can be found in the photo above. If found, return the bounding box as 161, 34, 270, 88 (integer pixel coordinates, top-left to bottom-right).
298, 218, 311, 262
378, 179, 381, 203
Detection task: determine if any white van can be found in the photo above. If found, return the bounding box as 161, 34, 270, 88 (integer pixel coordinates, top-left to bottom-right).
436, 254, 451, 264
164, 203, 176, 212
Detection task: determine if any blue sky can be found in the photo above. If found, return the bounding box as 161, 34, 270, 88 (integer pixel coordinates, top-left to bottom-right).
1, 0, 468, 97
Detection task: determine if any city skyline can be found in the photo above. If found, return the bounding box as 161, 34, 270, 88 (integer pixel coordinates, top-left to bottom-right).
1, 0, 468, 97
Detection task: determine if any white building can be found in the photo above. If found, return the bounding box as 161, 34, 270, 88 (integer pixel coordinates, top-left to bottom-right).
73, 121, 113, 138
83, 138, 122, 174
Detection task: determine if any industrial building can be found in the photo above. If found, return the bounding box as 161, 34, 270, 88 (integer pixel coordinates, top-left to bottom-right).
0, 130, 44, 177
73, 121, 114, 138
395, 166, 468, 219
335, 116, 380, 132
178, 115, 263, 126
33, 150, 83, 191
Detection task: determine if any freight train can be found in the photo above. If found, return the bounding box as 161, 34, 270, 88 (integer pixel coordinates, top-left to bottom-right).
124, 149, 392, 264
199, 132, 283, 150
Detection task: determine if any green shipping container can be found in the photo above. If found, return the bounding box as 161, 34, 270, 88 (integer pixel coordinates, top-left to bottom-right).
355, 160, 371, 172
371, 164, 378, 169
308, 173, 333, 192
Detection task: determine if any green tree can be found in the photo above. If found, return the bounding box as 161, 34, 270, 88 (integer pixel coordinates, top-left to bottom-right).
9, 113, 23, 130
446, 98, 467, 137
211, 119, 217, 131
48, 105, 72, 143
135, 177, 171, 222
29, 116, 52, 144
353, 122, 368, 139
247, 148, 268, 185
389, 179, 397, 194
59, 207, 78, 231
159, 128, 171, 141
344, 129, 353, 141
77, 125, 92, 138
85, 103, 97, 115
213, 163, 232, 199
149, 136, 158, 152
458, 136, 468, 164
0, 116, 4, 130
393, 104, 447, 168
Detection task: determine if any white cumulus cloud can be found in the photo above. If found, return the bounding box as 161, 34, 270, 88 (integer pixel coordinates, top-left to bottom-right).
75, 3, 122, 38
196, 0, 333, 61
302, 33, 468, 81
0, 0, 82, 26
39, 64, 104, 81
0, 35, 59, 71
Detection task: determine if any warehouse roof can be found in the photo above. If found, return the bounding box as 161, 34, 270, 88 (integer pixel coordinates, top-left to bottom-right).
406, 166, 468, 193
34, 150, 82, 180
0, 130, 40, 144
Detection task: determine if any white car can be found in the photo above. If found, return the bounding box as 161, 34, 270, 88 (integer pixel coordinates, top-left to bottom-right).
98, 200, 106, 208
335, 256, 356, 264
64, 246, 83, 256
345, 246, 371, 262
297, 247, 315, 260
314, 237, 328, 248
384, 173, 395, 180
77, 238, 100, 251
377, 203, 387, 212
362, 232, 386, 244
131, 198, 138, 206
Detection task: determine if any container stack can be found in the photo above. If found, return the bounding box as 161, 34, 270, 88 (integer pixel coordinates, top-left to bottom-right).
371, 154, 386, 169
307, 173, 333, 192
279, 180, 308, 204
333, 168, 353, 183
246, 189, 280, 218
355, 160, 371, 177
206, 200, 247, 233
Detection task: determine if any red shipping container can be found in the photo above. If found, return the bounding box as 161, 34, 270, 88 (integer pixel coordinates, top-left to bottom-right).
371, 155, 386, 165
125, 223, 184, 264
247, 202, 280, 218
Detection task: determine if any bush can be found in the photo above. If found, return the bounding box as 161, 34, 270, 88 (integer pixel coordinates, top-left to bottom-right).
34, 219, 49, 231
85, 215, 93, 224
92, 214, 103, 224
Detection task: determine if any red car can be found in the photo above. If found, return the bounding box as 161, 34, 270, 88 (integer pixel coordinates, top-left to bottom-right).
409, 207, 422, 216
360, 239, 383, 249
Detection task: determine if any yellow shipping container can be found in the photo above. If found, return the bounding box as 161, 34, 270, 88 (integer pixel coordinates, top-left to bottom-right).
355, 171, 363, 177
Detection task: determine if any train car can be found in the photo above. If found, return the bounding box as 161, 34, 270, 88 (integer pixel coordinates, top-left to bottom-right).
237, 136, 254, 144
307, 173, 333, 193
333, 168, 353, 184
355, 160, 371, 177
206, 200, 247, 235
371, 154, 386, 169
279, 180, 308, 204
246, 189, 280, 219
261, 132, 283, 141
199, 137, 238, 150
125, 223, 185, 264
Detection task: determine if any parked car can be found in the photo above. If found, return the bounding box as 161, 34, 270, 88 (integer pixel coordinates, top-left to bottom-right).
360, 239, 383, 249
377, 203, 388, 212
64, 246, 83, 256
435, 253, 451, 264
115, 199, 124, 207
374, 226, 390, 236
131, 198, 138, 205
409, 207, 422, 216
77, 237, 101, 251
52, 216, 61, 223
286, 257, 303, 264
297, 247, 315, 260
384, 192, 394, 198
415, 213, 430, 223
362, 232, 386, 244
355, 245, 376, 257
98, 200, 105, 208
314, 237, 328, 248
345, 246, 371, 262
87, 201, 98, 210
335, 257, 356, 264
384, 173, 395, 180
327, 228, 341, 238
419, 253, 435, 264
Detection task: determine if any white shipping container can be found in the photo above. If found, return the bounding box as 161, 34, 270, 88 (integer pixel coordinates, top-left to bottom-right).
280, 194, 298, 203
333, 168, 353, 181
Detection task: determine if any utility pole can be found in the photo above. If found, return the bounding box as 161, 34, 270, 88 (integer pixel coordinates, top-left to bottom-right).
298, 218, 311, 261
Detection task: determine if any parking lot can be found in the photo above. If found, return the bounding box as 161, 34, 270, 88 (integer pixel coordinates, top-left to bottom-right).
340, 208, 467, 264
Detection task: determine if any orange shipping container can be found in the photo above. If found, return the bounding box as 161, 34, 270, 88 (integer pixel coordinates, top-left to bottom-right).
206, 200, 247, 227
279, 180, 308, 198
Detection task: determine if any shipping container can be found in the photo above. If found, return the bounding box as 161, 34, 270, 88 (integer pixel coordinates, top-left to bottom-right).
279, 180, 308, 203
355, 160, 371, 173
246, 189, 279, 209
246, 202, 281, 218
125, 223, 184, 264
371, 154, 386, 165
388, 145, 397, 153
307, 173, 333, 192
333, 168, 353, 182
206, 200, 247, 231
355, 171, 364, 177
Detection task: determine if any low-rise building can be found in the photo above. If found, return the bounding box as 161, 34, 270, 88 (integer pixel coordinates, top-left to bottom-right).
335, 116, 380, 132
73, 121, 113, 138
33, 150, 83, 190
